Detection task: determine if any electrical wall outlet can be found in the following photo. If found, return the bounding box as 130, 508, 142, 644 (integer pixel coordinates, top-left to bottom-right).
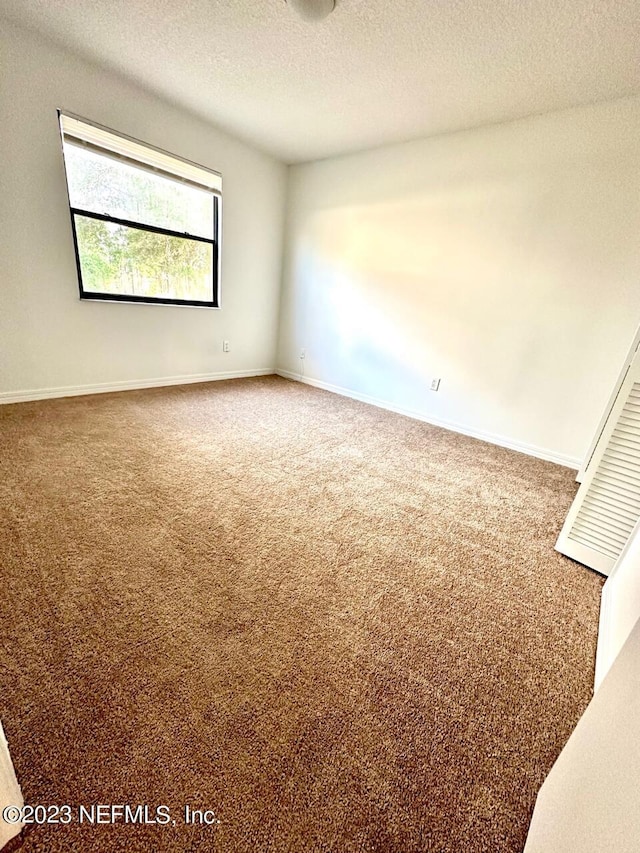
300, 348, 306, 359
430, 378, 441, 391
223, 340, 230, 353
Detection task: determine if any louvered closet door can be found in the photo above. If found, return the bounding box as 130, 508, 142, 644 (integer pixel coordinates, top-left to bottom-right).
557, 351, 640, 576
576, 326, 640, 483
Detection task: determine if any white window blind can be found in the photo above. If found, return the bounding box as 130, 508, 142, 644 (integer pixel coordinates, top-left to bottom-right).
59, 113, 222, 195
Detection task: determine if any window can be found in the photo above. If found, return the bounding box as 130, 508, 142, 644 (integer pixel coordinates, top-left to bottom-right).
58, 113, 221, 307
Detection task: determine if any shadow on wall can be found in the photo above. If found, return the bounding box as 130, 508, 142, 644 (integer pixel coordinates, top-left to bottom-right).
285, 176, 629, 458
278, 98, 640, 463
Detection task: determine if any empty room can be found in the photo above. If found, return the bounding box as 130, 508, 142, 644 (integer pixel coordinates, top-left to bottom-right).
2, 1, 640, 851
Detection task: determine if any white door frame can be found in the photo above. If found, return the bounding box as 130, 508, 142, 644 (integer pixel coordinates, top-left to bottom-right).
0, 721, 23, 848
595, 517, 640, 690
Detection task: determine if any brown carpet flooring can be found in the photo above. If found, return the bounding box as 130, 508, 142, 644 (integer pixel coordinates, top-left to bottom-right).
0, 375, 603, 853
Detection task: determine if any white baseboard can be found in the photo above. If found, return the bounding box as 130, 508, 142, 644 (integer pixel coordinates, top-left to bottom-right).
0, 369, 275, 405
3, 366, 581, 469
276, 368, 580, 470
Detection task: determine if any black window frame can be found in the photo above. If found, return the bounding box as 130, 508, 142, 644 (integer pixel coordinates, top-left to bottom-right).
59, 114, 221, 309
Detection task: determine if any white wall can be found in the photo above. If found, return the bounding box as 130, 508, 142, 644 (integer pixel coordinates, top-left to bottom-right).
0, 20, 287, 401
524, 615, 640, 853
595, 517, 640, 690
277, 98, 640, 466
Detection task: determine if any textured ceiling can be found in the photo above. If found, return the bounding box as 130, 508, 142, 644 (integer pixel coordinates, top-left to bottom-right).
2, 0, 640, 163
